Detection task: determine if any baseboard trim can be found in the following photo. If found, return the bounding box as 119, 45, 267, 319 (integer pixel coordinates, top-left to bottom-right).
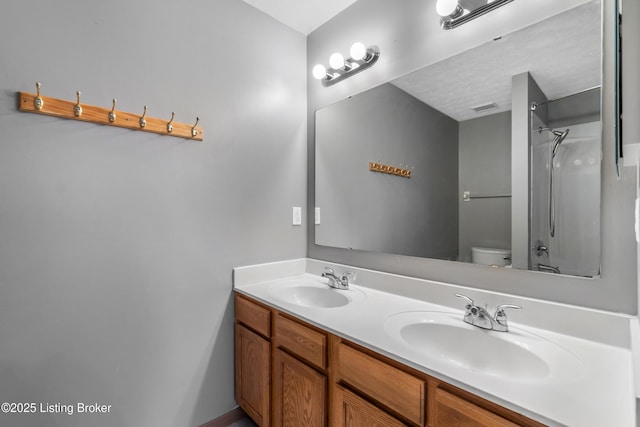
199, 407, 247, 427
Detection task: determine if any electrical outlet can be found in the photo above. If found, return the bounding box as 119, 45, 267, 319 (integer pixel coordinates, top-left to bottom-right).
292, 207, 302, 226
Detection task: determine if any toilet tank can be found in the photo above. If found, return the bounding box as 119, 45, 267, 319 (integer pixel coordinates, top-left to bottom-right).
471, 247, 511, 267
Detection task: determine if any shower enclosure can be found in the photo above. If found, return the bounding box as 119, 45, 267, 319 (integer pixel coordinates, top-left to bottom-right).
530, 98, 601, 277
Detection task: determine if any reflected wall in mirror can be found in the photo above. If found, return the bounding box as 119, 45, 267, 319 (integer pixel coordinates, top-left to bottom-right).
315, 0, 602, 278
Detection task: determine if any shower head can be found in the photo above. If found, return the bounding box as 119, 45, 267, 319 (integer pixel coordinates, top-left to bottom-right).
551, 128, 570, 157
552, 129, 569, 139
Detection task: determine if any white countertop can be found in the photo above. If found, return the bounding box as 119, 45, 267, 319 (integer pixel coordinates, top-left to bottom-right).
233, 259, 636, 427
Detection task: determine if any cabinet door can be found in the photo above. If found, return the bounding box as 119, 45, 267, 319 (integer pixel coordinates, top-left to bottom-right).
273, 348, 326, 427
335, 386, 408, 427
235, 324, 270, 427
433, 387, 520, 427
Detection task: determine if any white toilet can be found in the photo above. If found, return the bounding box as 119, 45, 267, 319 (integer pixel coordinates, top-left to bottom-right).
471, 247, 512, 267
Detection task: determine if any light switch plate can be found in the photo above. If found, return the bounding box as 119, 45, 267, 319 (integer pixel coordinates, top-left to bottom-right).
292, 207, 302, 226
315, 207, 321, 225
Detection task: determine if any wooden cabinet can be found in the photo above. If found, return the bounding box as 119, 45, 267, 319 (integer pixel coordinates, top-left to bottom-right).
236, 294, 271, 337
427, 381, 543, 427
431, 386, 519, 427
334, 385, 408, 427
274, 313, 327, 370
336, 341, 425, 426
234, 293, 545, 427
273, 312, 329, 426
273, 348, 327, 426
235, 295, 272, 426
235, 324, 271, 426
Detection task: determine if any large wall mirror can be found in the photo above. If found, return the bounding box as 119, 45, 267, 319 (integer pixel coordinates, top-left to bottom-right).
315, 0, 602, 278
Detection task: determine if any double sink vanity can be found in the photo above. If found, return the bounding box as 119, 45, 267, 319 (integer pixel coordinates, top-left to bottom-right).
233, 259, 636, 426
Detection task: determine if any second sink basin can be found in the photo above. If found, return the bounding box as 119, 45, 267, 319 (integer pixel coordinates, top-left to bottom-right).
384, 311, 583, 382
268, 279, 366, 308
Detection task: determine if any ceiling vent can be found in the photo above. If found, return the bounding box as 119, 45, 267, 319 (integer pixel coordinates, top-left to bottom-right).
471, 102, 498, 113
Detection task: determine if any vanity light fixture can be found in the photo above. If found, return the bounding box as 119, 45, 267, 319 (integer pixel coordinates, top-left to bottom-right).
312, 42, 380, 87
436, 0, 464, 19
436, 0, 514, 30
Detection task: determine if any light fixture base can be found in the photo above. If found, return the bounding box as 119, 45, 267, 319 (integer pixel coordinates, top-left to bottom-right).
440, 0, 514, 30
321, 46, 380, 87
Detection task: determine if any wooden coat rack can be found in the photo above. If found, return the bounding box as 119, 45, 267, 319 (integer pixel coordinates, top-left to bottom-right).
19, 83, 203, 141
369, 161, 412, 178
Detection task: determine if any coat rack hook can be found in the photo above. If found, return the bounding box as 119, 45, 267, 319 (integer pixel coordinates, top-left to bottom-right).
167, 112, 175, 133
139, 105, 148, 128
108, 99, 117, 123
191, 117, 199, 137
34, 82, 44, 110
74, 91, 83, 117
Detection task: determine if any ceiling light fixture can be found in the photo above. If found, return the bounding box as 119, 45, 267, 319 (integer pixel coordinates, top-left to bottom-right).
437, 0, 514, 30
312, 42, 380, 87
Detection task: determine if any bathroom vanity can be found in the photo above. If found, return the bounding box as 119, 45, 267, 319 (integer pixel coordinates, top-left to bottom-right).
233, 259, 636, 427
236, 292, 545, 426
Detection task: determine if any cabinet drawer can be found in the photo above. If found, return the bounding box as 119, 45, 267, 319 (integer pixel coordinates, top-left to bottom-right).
337, 343, 425, 426
236, 294, 271, 338
274, 314, 327, 370
433, 387, 519, 427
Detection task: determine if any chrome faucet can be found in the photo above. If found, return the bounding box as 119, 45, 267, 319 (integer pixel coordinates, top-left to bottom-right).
454, 294, 521, 332
537, 263, 561, 274
322, 267, 351, 290
533, 240, 549, 256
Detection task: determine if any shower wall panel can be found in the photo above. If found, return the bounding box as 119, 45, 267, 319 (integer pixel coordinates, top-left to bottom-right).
531, 121, 601, 276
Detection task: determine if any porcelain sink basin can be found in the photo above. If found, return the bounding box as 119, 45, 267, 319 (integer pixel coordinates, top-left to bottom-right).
268, 281, 366, 308
384, 311, 582, 382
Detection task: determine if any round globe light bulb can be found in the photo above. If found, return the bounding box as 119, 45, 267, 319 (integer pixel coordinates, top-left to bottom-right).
350, 42, 367, 61
329, 52, 345, 69
312, 64, 327, 80
436, 0, 459, 16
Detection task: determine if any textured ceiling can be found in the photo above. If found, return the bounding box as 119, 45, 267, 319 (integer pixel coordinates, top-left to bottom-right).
392, 0, 601, 122
241, 0, 358, 35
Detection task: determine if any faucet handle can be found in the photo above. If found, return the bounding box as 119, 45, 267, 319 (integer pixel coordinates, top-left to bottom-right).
454, 293, 474, 307
454, 294, 480, 315
493, 304, 521, 332
494, 304, 522, 321
342, 271, 355, 280
495, 304, 522, 314
323, 267, 335, 275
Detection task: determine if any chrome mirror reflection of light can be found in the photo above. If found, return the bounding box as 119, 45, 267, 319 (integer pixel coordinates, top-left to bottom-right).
437, 0, 514, 30
312, 42, 380, 87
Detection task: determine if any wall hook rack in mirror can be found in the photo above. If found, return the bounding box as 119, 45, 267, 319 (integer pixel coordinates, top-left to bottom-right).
369, 161, 412, 178
18, 82, 204, 141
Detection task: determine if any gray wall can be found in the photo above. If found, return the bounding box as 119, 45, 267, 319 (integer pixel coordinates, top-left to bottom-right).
315, 83, 459, 259
307, 0, 637, 314
549, 87, 601, 128
458, 111, 511, 262
0, 1, 306, 426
